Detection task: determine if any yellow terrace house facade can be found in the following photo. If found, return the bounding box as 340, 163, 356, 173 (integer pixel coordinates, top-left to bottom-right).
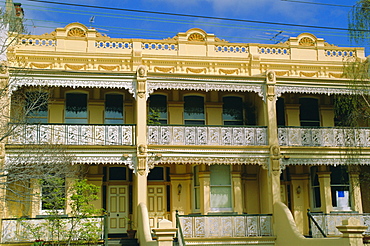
1, 21, 370, 246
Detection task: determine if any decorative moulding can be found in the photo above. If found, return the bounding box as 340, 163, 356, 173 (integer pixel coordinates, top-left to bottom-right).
9, 78, 136, 97
281, 158, 370, 170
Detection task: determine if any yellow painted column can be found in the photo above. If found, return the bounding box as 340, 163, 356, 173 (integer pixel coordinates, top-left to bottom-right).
133, 65, 149, 226
349, 167, 363, 213
319, 105, 334, 127
262, 71, 281, 214
205, 102, 222, 125
317, 171, 333, 213
232, 169, 243, 214
198, 169, 210, 215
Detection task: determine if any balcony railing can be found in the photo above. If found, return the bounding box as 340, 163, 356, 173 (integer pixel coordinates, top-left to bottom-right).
278, 127, 370, 147
148, 125, 267, 146
177, 213, 273, 238
8, 124, 135, 146
310, 213, 370, 237
1, 216, 105, 243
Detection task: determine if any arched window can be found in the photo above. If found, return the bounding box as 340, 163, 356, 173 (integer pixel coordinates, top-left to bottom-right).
184, 95, 205, 125
149, 95, 167, 124
65, 92, 88, 124
300, 98, 320, 126
223, 96, 243, 125
105, 94, 124, 124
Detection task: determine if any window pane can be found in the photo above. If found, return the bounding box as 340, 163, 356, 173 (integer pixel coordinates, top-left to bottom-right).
300, 98, 319, 126
65, 93, 87, 123
223, 96, 243, 125
148, 167, 164, 181
184, 96, 205, 123
210, 165, 231, 185
105, 94, 123, 124
276, 97, 285, 126
210, 187, 232, 209
109, 167, 126, 180
149, 95, 167, 124
26, 92, 48, 123
210, 165, 232, 210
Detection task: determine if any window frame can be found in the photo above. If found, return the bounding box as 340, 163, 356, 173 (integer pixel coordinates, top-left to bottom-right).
104, 93, 124, 124
65, 92, 88, 124
184, 95, 205, 125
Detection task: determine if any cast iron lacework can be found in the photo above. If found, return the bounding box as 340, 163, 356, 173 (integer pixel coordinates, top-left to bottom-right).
310, 213, 370, 237
147, 125, 267, 146
8, 124, 135, 146
278, 127, 370, 147
67, 27, 86, 37
179, 214, 273, 238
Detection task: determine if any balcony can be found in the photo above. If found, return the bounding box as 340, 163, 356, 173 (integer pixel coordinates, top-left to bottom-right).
176, 213, 274, 246
8, 124, 135, 146
148, 125, 267, 146
310, 213, 370, 238
278, 127, 370, 147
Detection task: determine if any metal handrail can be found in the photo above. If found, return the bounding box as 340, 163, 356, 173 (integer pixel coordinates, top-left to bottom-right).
176, 211, 186, 246
307, 209, 327, 238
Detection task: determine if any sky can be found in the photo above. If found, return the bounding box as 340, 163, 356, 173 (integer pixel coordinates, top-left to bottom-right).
3, 0, 369, 53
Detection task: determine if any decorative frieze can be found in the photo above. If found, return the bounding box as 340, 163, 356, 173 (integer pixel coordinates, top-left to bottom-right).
9, 78, 136, 96
281, 158, 370, 169
149, 156, 267, 166
275, 85, 357, 98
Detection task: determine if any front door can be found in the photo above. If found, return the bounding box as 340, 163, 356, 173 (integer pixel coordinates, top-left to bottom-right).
147, 185, 166, 228
108, 185, 129, 233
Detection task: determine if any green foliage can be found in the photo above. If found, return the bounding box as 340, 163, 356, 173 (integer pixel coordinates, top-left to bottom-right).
349, 0, 370, 44
147, 108, 161, 125
19, 179, 103, 245
336, 58, 370, 127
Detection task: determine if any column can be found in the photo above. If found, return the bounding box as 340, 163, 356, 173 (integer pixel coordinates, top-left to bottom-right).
133, 65, 149, 224
349, 166, 363, 213
232, 166, 243, 214
170, 171, 192, 218
317, 168, 333, 213
262, 71, 281, 214
198, 168, 210, 215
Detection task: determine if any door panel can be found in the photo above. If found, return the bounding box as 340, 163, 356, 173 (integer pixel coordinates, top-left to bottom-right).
147, 185, 166, 228
108, 185, 128, 233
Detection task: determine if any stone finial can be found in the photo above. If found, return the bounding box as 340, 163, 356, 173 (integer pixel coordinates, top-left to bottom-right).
337, 217, 367, 239
158, 219, 173, 229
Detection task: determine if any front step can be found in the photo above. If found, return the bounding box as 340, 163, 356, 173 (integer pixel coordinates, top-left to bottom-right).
120, 238, 139, 246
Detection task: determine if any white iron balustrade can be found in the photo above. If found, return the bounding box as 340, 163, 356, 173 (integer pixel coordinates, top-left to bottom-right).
148, 125, 267, 146
1, 217, 105, 243
8, 124, 135, 146
278, 127, 370, 147
310, 213, 370, 237
178, 214, 273, 238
